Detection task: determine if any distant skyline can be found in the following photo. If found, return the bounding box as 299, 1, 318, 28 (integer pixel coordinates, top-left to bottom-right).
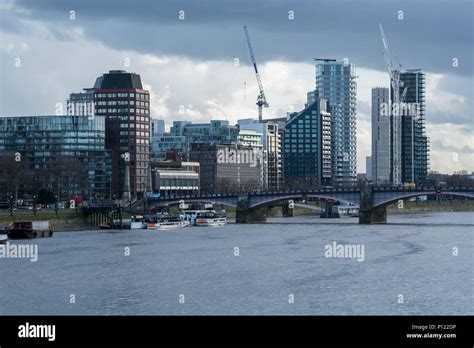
0, 0, 472, 174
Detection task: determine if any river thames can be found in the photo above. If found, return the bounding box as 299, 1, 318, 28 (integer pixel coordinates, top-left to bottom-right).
0, 212, 472, 315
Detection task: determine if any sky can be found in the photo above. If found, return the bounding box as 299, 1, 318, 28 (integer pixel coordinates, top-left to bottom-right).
0, 0, 473, 174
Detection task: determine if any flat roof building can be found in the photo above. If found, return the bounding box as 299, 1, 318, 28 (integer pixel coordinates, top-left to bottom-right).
94, 70, 151, 198
0, 115, 112, 200
190, 143, 263, 194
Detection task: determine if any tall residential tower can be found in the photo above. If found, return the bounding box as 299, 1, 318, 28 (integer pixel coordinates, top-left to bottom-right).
391, 69, 429, 185
371, 87, 391, 185
314, 59, 357, 187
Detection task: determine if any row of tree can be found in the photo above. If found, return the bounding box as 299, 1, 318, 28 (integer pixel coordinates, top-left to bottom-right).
0, 152, 88, 202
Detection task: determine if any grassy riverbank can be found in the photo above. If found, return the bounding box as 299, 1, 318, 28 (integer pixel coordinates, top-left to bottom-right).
386, 199, 474, 213
0, 210, 87, 230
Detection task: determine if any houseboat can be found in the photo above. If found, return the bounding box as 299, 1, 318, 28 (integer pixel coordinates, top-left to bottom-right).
5, 221, 53, 239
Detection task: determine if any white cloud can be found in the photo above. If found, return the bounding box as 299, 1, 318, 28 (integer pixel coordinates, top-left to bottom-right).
427, 123, 474, 174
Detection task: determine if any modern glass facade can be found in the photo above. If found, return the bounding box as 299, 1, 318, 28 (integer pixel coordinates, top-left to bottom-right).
283, 100, 332, 188
396, 70, 429, 185
315, 60, 357, 187
164, 120, 240, 161
150, 135, 186, 161
0, 115, 112, 199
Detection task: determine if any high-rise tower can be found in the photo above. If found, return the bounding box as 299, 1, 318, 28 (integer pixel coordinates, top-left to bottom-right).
371, 87, 391, 185
393, 69, 429, 185
94, 70, 151, 198
314, 60, 357, 187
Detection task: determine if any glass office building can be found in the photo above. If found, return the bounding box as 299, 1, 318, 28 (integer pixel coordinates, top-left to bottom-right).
0, 115, 112, 199
283, 100, 332, 188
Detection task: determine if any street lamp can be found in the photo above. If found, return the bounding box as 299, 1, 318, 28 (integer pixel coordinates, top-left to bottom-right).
33, 194, 37, 216
9, 194, 14, 217
55, 194, 58, 216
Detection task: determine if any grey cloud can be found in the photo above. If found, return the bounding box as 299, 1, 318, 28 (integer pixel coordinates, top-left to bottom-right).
430, 139, 474, 154
7, 0, 473, 76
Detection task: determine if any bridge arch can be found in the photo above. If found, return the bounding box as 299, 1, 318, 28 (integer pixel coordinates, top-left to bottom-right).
249, 193, 359, 208
148, 199, 237, 208
373, 191, 474, 208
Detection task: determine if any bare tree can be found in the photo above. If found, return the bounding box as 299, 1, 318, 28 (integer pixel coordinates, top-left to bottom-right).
0, 152, 30, 201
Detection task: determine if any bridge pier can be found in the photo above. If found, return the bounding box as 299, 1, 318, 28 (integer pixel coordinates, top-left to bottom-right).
282, 204, 294, 217
235, 193, 266, 223
359, 187, 387, 224
320, 201, 334, 218
359, 205, 387, 224
236, 207, 267, 223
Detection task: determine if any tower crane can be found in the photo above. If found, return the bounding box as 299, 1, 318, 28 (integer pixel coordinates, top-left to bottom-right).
379, 23, 405, 185
243, 25, 269, 122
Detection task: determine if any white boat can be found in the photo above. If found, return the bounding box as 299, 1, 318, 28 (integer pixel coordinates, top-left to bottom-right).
181, 210, 209, 225
130, 214, 147, 229
145, 213, 188, 230
194, 210, 227, 227
0, 234, 8, 244
331, 205, 359, 218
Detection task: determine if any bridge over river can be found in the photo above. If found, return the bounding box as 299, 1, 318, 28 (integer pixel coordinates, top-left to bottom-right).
146, 186, 474, 224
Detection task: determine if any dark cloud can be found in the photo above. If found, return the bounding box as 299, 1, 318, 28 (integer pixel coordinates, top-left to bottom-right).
6, 0, 473, 76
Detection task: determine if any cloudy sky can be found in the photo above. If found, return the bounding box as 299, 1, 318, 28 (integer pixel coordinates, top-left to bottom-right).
1, 0, 472, 173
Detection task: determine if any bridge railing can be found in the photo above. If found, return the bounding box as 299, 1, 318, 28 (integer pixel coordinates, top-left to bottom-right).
146, 186, 473, 202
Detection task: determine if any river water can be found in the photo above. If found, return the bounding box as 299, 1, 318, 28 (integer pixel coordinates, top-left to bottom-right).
0, 212, 472, 315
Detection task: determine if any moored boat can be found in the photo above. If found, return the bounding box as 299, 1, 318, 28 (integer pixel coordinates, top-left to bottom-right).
145, 213, 188, 230
181, 210, 209, 225
130, 215, 147, 229
6, 221, 53, 239
194, 210, 227, 227
0, 234, 8, 244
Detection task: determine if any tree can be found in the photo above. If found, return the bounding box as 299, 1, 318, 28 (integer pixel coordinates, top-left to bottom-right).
0, 152, 30, 201
37, 188, 56, 205
35, 155, 89, 200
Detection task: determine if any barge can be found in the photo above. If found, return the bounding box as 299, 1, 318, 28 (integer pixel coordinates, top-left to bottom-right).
5, 221, 53, 239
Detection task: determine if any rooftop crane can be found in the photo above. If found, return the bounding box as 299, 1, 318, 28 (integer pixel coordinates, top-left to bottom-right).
379, 23, 406, 186
243, 25, 268, 122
